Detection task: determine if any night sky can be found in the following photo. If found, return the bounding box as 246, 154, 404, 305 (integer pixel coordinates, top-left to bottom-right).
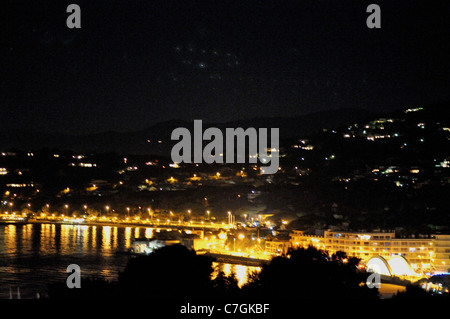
2, 0, 450, 134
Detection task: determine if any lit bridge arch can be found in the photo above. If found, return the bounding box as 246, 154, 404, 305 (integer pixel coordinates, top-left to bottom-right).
366, 255, 416, 277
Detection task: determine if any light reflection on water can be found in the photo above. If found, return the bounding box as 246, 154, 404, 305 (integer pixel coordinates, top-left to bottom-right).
0, 223, 257, 298
212, 262, 261, 287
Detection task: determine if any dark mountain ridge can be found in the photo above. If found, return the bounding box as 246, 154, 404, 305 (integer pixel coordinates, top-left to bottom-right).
0, 107, 395, 154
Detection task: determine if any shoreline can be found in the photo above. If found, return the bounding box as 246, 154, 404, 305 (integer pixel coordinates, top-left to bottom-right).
0, 219, 221, 231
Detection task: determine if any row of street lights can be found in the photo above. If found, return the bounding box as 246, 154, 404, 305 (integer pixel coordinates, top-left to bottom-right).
4, 200, 238, 225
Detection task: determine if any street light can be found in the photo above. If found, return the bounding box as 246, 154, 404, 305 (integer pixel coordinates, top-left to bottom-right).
7, 202, 12, 213
126, 207, 130, 217
64, 204, 69, 215
105, 205, 110, 215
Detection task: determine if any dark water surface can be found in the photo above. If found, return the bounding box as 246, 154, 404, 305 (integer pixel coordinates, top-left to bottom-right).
0, 223, 258, 299
0, 223, 151, 298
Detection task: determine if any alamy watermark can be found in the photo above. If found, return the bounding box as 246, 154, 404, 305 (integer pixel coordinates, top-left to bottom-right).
65, 4, 380, 30
365, 264, 381, 289
66, 264, 81, 288
171, 120, 279, 175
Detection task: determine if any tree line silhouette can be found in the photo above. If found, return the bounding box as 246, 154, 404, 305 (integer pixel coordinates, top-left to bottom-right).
46, 245, 384, 299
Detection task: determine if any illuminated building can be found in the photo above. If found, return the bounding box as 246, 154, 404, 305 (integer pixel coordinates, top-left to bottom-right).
291, 230, 450, 275
265, 238, 291, 256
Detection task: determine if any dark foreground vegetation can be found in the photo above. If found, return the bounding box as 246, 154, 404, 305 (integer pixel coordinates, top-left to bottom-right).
47, 245, 379, 299
47, 245, 450, 300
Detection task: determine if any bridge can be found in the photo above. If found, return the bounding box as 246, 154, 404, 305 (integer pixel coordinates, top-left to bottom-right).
204, 252, 269, 267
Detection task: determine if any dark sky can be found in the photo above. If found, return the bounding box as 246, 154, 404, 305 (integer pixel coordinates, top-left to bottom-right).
2, 0, 450, 134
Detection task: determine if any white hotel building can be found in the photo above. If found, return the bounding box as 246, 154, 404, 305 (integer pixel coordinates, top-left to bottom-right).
290, 230, 450, 275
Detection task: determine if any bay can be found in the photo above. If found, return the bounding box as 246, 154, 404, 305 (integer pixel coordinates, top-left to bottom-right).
0, 223, 258, 299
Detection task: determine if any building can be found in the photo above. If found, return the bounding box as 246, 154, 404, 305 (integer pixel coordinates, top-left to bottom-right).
433, 235, 450, 273
265, 238, 291, 256
130, 238, 181, 254
290, 230, 450, 275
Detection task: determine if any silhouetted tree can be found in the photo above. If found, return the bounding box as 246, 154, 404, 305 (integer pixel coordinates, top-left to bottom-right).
46, 245, 380, 299
118, 244, 215, 298
210, 271, 240, 297
241, 246, 379, 299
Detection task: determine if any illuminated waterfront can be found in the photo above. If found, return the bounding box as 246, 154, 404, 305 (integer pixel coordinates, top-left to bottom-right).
0, 223, 258, 298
